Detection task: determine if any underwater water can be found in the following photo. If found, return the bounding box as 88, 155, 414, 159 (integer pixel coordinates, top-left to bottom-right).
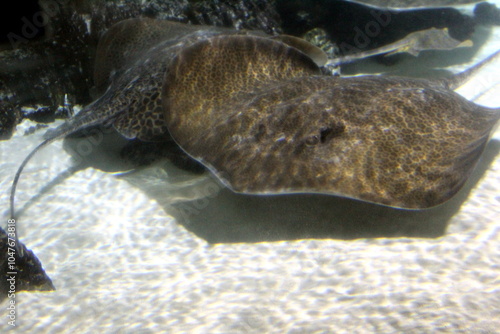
1, 2, 500, 333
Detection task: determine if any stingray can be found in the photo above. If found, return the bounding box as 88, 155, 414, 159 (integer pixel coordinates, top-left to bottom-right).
163, 35, 500, 209
7, 19, 500, 234
343, 0, 484, 9
328, 27, 473, 65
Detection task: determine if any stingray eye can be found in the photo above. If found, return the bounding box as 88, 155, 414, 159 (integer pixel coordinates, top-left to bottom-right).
306, 124, 345, 147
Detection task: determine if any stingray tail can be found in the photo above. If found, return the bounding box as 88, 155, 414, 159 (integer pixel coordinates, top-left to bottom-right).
444, 49, 500, 90
10, 137, 58, 221
8, 100, 109, 260
11, 95, 121, 223
9, 117, 99, 219
9, 137, 58, 257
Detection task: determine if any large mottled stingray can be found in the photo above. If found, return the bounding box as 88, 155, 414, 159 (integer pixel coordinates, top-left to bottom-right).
164, 36, 500, 209
7, 18, 500, 228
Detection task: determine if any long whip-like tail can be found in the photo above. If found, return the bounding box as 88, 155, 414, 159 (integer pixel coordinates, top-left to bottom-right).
10, 137, 58, 221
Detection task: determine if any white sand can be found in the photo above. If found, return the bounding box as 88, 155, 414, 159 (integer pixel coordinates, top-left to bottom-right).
1, 10, 499, 334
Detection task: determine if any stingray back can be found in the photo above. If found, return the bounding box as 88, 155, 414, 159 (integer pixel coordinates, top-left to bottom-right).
164, 35, 498, 209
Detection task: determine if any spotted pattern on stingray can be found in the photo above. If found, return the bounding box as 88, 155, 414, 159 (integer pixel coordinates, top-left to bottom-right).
44, 21, 235, 142
164, 35, 500, 209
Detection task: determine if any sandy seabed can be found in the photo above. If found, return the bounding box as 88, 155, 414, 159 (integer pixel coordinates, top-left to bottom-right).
1, 5, 500, 334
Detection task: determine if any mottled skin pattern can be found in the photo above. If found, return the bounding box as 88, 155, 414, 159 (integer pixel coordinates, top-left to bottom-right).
164, 35, 500, 209
165, 36, 321, 144
46, 19, 314, 142
46, 19, 236, 142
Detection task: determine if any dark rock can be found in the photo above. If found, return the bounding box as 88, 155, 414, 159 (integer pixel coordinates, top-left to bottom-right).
0, 100, 19, 140
474, 2, 500, 25
0, 0, 44, 48
184, 0, 282, 34
0, 226, 55, 303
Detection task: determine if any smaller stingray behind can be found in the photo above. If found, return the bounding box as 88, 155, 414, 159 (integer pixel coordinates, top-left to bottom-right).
8, 18, 329, 223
